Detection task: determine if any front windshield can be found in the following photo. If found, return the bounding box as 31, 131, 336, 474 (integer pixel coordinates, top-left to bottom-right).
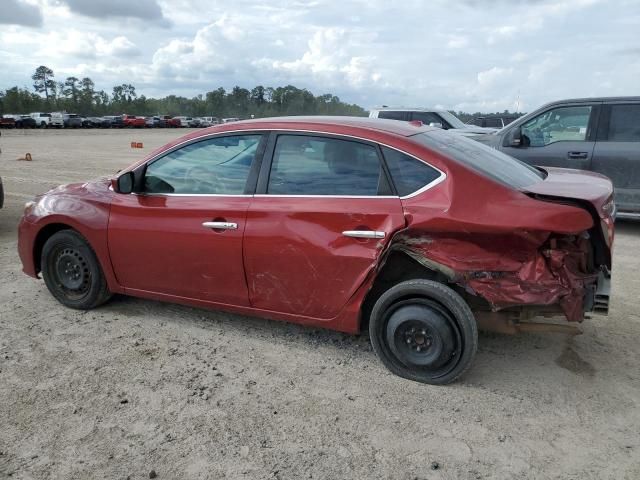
412, 129, 544, 189
438, 111, 468, 129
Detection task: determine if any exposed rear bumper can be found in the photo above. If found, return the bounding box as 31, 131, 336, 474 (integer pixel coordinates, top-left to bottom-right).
585, 269, 611, 316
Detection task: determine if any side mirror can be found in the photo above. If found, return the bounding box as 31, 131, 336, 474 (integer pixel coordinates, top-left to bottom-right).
429, 122, 443, 129
115, 171, 135, 194
508, 128, 523, 147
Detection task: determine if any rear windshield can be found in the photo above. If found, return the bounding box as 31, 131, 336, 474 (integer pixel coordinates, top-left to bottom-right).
412, 130, 544, 189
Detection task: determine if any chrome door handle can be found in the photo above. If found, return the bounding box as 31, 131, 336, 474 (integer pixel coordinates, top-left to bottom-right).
202, 221, 238, 230
342, 230, 386, 239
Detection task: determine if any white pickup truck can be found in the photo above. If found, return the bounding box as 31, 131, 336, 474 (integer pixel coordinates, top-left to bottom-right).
30, 112, 52, 128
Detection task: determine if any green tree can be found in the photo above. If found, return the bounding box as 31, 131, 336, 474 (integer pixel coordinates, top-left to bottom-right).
250, 86, 265, 107
63, 76, 81, 106
31, 65, 55, 101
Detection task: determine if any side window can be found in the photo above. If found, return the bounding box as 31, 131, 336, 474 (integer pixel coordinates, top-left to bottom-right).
382, 147, 441, 196
607, 104, 640, 142
144, 135, 262, 194
267, 135, 384, 196
378, 111, 408, 121
412, 112, 446, 127
521, 106, 592, 147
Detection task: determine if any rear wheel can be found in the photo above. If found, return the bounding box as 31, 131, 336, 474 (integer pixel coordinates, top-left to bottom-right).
41, 230, 112, 309
369, 279, 477, 385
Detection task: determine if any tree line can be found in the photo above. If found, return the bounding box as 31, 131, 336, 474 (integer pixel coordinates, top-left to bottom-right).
1, 65, 525, 121
0, 65, 367, 118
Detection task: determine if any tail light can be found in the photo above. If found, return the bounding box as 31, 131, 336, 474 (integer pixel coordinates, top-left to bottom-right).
601, 194, 615, 219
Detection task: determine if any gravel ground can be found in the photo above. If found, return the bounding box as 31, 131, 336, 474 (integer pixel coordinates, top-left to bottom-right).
1, 128, 639, 480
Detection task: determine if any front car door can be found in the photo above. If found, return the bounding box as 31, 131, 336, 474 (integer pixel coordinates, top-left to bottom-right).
108, 133, 266, 305
243, 132, 406, 321
592, 101, 640, 215
500, 103, 600, 170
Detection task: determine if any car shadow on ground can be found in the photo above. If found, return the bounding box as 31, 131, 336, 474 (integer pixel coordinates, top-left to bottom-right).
615, 218, 640, 234
103, 293, 607, 388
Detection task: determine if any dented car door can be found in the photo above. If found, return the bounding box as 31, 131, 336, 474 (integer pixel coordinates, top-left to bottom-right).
243, 133, 406, 320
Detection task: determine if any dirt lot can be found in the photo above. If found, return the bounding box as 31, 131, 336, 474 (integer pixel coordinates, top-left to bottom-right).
1, 128, 639, 480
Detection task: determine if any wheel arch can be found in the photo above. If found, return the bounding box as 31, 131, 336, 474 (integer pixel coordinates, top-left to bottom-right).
33, 223, 73, 273
31, 220, 122, 294
360, 250, 449, 332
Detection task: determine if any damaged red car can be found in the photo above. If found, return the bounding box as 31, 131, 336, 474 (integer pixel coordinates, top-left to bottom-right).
17, 117, 614, 384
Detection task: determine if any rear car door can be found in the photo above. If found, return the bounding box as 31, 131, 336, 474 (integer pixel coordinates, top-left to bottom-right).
108, 133, 266, 305
592, 102, 640, 215
243, 132, 406, 319
501, 103, 599, 170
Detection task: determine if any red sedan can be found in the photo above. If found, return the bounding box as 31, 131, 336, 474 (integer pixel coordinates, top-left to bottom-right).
17, 117, 614, 384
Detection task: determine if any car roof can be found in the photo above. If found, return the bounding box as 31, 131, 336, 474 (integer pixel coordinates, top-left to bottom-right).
371, 107, 447, 113
543, 96, 640, 104
210, 115, 435, 137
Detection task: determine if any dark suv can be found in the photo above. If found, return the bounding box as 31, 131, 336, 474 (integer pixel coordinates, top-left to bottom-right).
473, 97, 640, 218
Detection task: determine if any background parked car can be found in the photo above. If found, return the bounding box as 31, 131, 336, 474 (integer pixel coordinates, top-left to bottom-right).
187, 117, 200, 127
369, 107, 498, 136
4, 115, 36, 128
470, 115, 521, 129
82, 116, 112, 128
0, 116, 15, 128
145, 116, 166, 128
172, 116, 194, 127
17, 115, 37, 128
201, 116, 219, 126
162, 116, 180, 128
50, 112, 64, 128
471, 96, 640, 218
222, 117, 240, 123
122, 115, 145, 128
103, 115, 124, 128
30, 112, 52, 128
63, 114, 82, 128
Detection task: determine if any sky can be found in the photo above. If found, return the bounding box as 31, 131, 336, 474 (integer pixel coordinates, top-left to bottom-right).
0, 0, 639, 112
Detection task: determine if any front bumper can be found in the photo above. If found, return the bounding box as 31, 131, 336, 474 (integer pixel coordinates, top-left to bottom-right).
18, 216, 38, 278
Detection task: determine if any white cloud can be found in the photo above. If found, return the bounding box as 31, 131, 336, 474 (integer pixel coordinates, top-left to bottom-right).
447, 35, 469, 49
1, 0, 638, 113
477, 67, 514, 87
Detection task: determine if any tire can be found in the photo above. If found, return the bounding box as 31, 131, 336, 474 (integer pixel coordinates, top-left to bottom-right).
40, 122, 47, 129
41, 230, 112, 310
369, 279, 478, 385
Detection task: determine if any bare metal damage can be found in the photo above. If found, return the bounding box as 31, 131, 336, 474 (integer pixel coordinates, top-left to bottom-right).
388, 230, 600, 323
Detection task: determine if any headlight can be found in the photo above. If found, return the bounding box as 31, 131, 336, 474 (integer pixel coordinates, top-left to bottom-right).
24, 201, 35, 213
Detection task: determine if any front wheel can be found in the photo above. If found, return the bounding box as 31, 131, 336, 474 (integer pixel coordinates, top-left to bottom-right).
369, 279, 478, 385
41, 230, 112, 309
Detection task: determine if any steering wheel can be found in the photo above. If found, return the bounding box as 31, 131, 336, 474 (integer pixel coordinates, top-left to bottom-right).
183, 166, 223, 194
